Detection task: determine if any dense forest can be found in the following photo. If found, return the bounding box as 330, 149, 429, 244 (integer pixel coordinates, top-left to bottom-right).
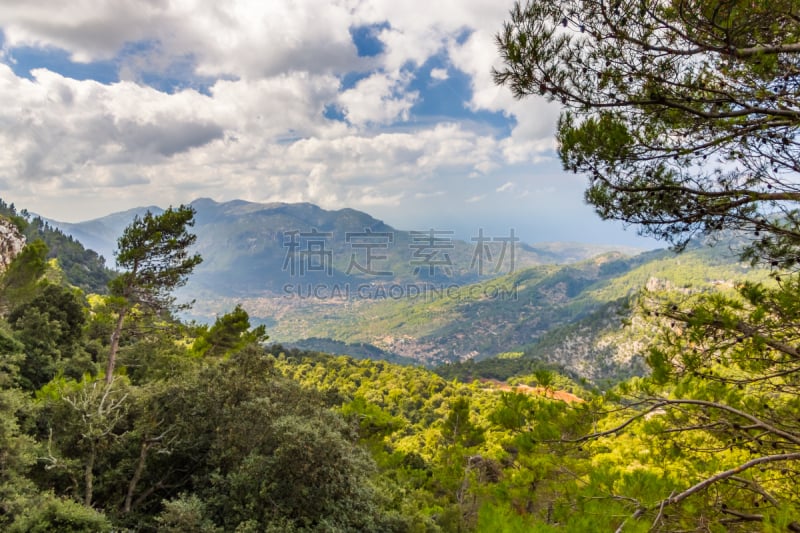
0, 197, 798, 531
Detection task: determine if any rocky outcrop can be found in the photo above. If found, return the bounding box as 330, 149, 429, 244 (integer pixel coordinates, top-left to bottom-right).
0, 217, 26, 272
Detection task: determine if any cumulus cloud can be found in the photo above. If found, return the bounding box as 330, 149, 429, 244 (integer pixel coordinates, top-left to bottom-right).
0, 0, 360, 79
448, 27, 561, 163
0, 66, 224, 177
337, 71, 418, 126
0, 0, 631, 248
0, 1, 170, 62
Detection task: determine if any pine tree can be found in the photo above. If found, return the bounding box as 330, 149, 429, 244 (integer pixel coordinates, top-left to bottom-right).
106, 206, 201, 384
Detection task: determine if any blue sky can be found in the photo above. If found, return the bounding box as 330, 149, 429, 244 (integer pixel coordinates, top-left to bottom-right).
0, 1, 657, 248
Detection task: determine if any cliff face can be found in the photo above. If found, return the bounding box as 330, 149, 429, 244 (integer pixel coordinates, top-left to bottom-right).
0, 218, 26, 272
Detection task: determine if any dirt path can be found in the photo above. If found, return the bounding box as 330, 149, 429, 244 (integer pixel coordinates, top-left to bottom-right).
480, 378, 584, 404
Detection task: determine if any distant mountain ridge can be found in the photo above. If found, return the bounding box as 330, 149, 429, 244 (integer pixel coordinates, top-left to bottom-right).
43, 205, 164, 264
5, 195, 771, 386
46, 198, 645, 297
22, 196, 766, 384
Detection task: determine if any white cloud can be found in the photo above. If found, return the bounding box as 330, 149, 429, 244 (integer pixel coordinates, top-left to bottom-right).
430, 68, 449, 81
0, 1, 516, 90
448, 27, 561, 163
0, 60, 518, 222
0, 1, 657, 248
0, 1, 170, 62
0, 0, 360, 79
0, 66, 222, 181
337, 71, 418, 126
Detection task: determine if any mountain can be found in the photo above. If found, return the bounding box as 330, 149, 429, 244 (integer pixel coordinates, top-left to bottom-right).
44, 205, 164, 264
47, 198, 644, 298
53, 197, 765, 383
18, 197, 767, 383
434, 243, 768, 383
245, 242, 765, 380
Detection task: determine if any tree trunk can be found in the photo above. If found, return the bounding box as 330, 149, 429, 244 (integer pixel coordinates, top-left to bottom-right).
106, 307, 127, 385
84, 443, 95, 507
124, 439, 149, 513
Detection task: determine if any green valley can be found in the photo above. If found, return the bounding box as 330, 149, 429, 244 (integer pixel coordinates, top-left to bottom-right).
0, 192, 798, 532
3, 0, 800, 531
236, 241, 768, 382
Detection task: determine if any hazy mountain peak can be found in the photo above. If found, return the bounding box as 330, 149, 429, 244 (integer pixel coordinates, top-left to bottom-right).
45, 199, 647, 295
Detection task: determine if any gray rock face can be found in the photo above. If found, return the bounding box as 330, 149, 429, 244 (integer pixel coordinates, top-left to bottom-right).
0, 218, 26, 272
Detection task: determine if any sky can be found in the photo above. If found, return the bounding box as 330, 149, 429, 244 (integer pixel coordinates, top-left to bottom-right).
0, 0, 659, 247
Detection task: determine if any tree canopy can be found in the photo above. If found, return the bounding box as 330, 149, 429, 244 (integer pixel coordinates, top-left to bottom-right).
106, 205, 201, 383
111, 205, 201, 311
495, 0, 800, 266
191, 304, 268, 358
495, 1, 800, 529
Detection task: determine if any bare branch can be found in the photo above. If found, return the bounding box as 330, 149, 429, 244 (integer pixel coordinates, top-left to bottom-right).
666, 452, 800, 508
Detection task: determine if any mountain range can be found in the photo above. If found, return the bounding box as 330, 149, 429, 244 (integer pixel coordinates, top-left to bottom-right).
47, 198, 644, 296
40, 197, 765, 383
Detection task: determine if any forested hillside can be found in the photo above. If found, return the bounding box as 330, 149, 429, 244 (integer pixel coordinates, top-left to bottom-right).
1, 204, 599, 531
436, 242, 769, 385
0, 187, 798, 533
0, 196, 796, 532
262, 242, 766, 377
0, 199, 114, 294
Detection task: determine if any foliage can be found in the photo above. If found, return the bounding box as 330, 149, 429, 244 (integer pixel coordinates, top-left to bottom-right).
0, 387, 38, 528
111, 205, 202, 312
494, 2, 800, 530
0, 200, 29, 233
2, 196, 800, 531
495, 0, 800, 266
105, 205, 202, 383
155, 494, 221, 533
287, 337, 417, 365
191, 304, 268, 357
0, 198, 113, 293
24, 217, 114, 294
8, 492, 111, 533
8, 283, 89, 389
0, 279, 797, 533
610, 276, 800, 529
0, 239, 48, 311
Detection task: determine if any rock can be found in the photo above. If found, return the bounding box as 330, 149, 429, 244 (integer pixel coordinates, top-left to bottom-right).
0, 218, 26, 272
